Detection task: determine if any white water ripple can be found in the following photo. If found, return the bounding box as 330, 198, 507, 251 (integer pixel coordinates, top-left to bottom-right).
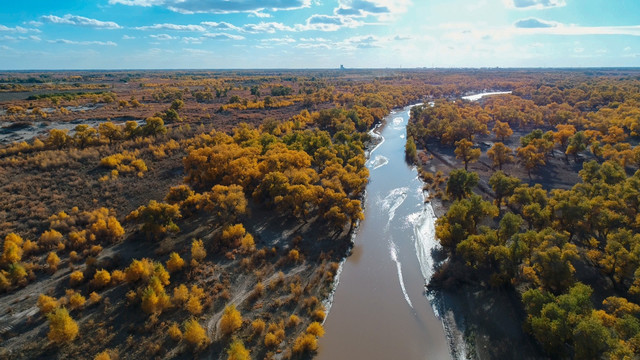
408, 203, 440, 282
369, 155, 389, 170
389, 239, 413, 309
380, 187, 409, 228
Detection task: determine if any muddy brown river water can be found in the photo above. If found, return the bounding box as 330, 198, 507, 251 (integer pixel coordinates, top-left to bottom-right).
318, 104, 452, 360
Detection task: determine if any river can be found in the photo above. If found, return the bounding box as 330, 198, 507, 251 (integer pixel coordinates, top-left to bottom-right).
318, 104, 451, 359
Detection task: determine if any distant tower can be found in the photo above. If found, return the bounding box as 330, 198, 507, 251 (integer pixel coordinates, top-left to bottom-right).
340, 65, 345, 70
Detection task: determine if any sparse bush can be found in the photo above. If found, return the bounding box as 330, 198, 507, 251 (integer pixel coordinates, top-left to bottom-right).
191, 239, 206, 265
292, 333, 318, 354
166, 252, 185, 272
173, 284, 189, 304
288, 249, 300, 263
286, 314, 300, 328
186, 295, 203, 315
227, 339, 250, 360
251, 318, 266, 335
70, 271, 84, 285
306, 322, 325, 337
94, 351, 111, 360
89, 291, 102, 304
68, 292, 86, 310
111, 269, 125, 283
46, 252, 60, 272
168, 322, 182, 341
311, 307, 326, 322
125, 258, 154, 283
38, 294, 59, 314
39, 229, 63, 247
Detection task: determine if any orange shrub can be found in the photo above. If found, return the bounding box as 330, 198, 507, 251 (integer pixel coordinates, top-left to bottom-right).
292, 333, 318, 354
69, 271, 84, 285
39, 230, 63, 247
306, 322, 325, 337
92, 269, 111, 288
46, 252, 60, 272
168, 322, 182, 341
166, 252, 185, 272
38, 294, 58, 314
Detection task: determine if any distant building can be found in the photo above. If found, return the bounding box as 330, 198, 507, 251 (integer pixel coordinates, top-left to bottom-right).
340, 65, 345, 70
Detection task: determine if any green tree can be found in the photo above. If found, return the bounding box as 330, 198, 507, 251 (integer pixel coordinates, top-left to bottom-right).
142, 117, 167, 136
489, 171, 521, 208
126, 200, 181, 240
446, 169, 479, 200
405, 136, 417, 163
436, 194, 498, 253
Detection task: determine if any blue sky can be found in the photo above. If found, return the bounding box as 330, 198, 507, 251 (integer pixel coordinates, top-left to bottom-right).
0, 0, 638, 69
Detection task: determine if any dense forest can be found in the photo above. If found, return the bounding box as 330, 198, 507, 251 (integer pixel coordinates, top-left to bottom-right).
0, 69, 437, 360
1, 69, 640, 359
407, 70, 640, 359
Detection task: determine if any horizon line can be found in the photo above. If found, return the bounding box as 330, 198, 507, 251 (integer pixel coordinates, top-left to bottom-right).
1, 66, 640, 72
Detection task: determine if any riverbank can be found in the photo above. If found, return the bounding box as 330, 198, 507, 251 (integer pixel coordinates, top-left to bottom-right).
411, 92, 551, 359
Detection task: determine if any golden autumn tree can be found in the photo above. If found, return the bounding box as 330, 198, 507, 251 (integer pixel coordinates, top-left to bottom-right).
191, 239, 206, 265
227, 339, 250, 360
517, 145, 546, 179
220, 304, 243, 336
492, 121, 513, 142
553, 124, 576, 160
487, 142, 514, 170
126, 200, 181, 240
454, 139, 481, 171
47, 307, 78, 344
1, 233, 24, 265
166, 252, 185, 272
183, 318, 208, 348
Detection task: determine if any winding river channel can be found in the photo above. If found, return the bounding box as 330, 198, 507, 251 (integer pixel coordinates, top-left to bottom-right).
318, 104, 451, 359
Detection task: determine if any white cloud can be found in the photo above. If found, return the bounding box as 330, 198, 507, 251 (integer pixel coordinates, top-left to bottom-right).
335, 0, 410, 21
0, 25, 40, 33
29, 35, 41, 41
515, 24, 640, 37
295, 42, 331, 49
182, 36, 202, 44
504, 0, 566, 9
182, 48, 214, 55
249, 10, 272, 18
122, 35, 136, 39
300, 15, 363, 31
514, 18, 560, 28
108, 0, 311, 14
261, 36, 296, 45
202, 33, 245, 40
201, 21, 243, 32
242, 22, 296, 33
299, 37, 330, 42
41, 14, 121, 29
47, 39, 117, 46
149, 34, 176, 40
136, 23, 206, 31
